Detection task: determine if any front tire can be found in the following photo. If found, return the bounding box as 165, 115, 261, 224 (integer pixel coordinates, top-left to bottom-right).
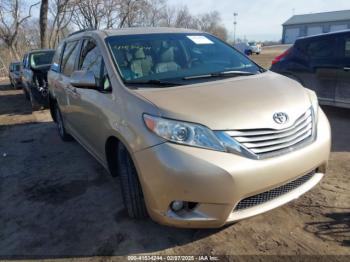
117, 143, 148, 219
55, 105, 72, 141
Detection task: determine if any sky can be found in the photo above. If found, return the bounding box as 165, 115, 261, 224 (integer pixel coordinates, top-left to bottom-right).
168, 0, 350, 41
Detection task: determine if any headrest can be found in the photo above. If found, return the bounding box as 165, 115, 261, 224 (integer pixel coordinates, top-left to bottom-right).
134, 48, 146, 59
160, 47, 175, 63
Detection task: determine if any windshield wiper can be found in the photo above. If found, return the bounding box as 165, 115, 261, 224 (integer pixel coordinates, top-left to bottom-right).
183, 70, 256, 80
124, 79, 183, 87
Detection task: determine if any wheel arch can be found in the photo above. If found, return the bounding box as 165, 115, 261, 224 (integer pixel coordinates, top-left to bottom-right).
105, 136, 122, 177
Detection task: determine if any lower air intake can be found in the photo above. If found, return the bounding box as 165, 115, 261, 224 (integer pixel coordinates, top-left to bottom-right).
234, 171, 315, 211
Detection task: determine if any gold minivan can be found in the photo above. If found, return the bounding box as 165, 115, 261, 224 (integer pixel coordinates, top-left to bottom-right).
48, 28, 331, 228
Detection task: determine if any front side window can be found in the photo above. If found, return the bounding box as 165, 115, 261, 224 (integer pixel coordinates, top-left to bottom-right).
106, 33, 262, 87
61, 41, 80, 76
30, 51, 55, 67
79, 39, 103, 86
51, 42, 65, 72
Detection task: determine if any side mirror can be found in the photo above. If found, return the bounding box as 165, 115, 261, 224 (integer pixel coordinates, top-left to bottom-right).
70, 70, 97, 89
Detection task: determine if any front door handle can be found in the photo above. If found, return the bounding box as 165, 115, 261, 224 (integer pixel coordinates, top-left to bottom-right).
344, 67, 350, 71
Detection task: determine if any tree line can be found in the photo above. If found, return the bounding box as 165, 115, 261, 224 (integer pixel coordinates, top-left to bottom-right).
0, 0, 228, 69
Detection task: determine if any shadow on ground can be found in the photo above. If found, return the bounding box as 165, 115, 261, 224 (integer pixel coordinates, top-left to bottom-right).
322, 105, 350, 152
0, 121, 220, 259
304, 212, 350, 247
0, 82, 32, 117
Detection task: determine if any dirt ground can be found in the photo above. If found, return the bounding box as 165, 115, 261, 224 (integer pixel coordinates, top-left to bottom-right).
0, 47, 349, 260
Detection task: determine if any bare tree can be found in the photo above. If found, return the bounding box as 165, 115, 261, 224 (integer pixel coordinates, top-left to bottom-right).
0, 0, 40, 60
40, 0, 49, 48
143, 0, 166, 27
198, 11, 228, 40
48, 0, 75, 48
72, 0, 106, 29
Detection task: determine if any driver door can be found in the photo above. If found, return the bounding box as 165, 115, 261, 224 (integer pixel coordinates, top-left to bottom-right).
69, 38, 113, 161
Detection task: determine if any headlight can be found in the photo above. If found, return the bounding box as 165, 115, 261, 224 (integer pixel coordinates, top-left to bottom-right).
143, 114, 226, 152
308, 90, 319, 119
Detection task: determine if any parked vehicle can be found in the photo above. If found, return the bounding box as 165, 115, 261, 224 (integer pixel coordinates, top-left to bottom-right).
48, 28, 330, 228
22, 49, 55, 109
248, 42, 261, 55
8, 62, 22, 88
234, 42, 254, 56
271, 30, 350, 109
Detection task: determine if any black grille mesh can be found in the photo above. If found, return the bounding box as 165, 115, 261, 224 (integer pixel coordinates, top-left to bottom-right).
234, 172, 315, 211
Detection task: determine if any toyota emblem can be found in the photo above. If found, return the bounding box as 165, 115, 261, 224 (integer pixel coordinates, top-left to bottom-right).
273, 112, 289, 124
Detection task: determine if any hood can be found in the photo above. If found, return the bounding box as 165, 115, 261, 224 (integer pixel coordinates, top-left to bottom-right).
135, 71, 312, 130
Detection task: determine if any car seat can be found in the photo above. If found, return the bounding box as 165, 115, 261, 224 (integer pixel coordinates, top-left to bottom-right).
130, 48, 153, 78
154, 47, 180, 73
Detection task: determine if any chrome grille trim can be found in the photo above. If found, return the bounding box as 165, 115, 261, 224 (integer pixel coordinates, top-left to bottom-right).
226, 108, 315, 158
226, 109, 312, 137
234, 171, 315, 211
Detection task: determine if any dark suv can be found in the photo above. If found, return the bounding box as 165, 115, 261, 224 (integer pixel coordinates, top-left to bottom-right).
271, 30, 350, 109
22, 49, 55, 109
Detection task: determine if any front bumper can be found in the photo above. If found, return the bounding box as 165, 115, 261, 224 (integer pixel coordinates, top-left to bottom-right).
133, 109, 331, 228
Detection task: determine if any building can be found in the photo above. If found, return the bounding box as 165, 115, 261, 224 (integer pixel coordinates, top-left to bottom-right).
282, 10, 350, 44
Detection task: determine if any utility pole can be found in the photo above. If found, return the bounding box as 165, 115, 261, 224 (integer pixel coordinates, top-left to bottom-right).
233, 12, 238, 44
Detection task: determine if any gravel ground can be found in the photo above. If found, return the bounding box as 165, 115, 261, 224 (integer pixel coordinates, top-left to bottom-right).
0, 49, 349, 260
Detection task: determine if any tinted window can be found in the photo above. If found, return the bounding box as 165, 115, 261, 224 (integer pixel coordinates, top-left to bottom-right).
30, 51, 55, 67
79, 39, 103, 86
307, 37, 336, 58
61, 41, 80, 76
106, 33, 261, 84
14, 64, 20, 71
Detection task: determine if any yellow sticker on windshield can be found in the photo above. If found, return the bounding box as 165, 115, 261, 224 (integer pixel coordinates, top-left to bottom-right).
187, 35, 214, 45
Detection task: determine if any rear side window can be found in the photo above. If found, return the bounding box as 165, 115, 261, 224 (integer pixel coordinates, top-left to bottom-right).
307, 37, 336, 58
79, 39, 103, 88
61, 41, 80, 76
51, 42, 65, 72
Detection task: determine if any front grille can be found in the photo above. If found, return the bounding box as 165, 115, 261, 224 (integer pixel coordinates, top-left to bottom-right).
234, 172, 315, 211
226, 108, 314, 158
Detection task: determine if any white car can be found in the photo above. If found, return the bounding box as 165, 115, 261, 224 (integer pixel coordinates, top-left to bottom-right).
248, 42, 261, 55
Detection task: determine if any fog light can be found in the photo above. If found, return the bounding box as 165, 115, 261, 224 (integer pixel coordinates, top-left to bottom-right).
171, 201, 184, 212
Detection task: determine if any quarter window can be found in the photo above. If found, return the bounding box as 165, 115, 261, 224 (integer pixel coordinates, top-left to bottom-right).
307, 37, 336, 58
61, 41, 80, 76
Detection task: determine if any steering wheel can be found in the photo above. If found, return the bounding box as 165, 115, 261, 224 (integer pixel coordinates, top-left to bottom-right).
188, 57, 203, 68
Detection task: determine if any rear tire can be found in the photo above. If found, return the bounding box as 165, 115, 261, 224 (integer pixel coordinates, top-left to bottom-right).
55, 105, 73, 141
117, 143, 148, 219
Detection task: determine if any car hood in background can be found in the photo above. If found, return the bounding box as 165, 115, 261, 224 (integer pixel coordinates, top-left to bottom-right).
135, 71, 311, 130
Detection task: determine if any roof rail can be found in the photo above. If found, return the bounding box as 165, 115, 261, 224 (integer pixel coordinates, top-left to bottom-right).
68, 28, 95, 37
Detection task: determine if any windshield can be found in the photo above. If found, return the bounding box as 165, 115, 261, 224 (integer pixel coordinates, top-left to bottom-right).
106, 33, 262, 86
13, 64, 20, 71
30, 51, 55, 67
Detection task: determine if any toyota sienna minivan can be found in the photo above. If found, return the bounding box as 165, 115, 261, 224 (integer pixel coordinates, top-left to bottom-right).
48, 28, 331, 228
